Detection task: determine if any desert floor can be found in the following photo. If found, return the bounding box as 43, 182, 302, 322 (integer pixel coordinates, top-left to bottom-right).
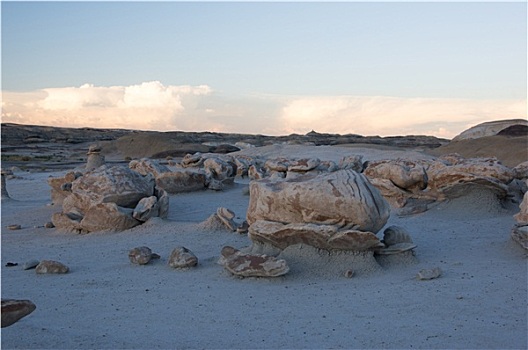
1, 145, 527, 349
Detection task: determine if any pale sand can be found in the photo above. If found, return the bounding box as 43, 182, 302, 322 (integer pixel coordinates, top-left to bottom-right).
1, 146, 527, 349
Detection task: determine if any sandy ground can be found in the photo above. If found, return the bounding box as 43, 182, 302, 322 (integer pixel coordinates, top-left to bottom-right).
1, 146, 527, 349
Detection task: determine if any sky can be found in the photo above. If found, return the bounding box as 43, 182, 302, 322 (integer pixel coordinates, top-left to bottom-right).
1, 1, 526, 138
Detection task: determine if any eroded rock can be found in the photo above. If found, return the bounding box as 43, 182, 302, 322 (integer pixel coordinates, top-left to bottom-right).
35, 260, 69, 274
220, 246, 289, 278
1, 299, 36, 328
128, 246, 153, 265
168, 246, 198, 268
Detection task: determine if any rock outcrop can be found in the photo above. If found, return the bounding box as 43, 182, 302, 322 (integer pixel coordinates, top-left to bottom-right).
452, 119, 528, 141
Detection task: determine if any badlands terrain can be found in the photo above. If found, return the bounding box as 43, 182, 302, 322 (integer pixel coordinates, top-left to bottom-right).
1, 119, 527, 349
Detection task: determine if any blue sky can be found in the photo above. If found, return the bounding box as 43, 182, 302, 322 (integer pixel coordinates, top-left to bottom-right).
1, 1, 526, 137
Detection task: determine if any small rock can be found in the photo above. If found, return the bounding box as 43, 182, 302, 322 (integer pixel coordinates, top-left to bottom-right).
23, 260, 40, 270
236, 221, 249, 234
417, 267, 442, 280
44, 222, 55, 228
344, 269, 355, 278
150, 253, 161, 260
1, 299, 36, 328
35, 260, 69, 274
168, 246, 198, 268
216, 207, 237, 231
7, 225, 21, 230
220, 246, 289, 278
128, 246, 153, 265
5, 262, 18, 267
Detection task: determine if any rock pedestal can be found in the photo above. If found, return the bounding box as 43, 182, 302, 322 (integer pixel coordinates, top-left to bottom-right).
85, 145, 105, 171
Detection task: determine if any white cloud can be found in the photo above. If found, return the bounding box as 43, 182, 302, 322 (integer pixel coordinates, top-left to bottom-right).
1, 82, 526, 138
278, 96, 527, 138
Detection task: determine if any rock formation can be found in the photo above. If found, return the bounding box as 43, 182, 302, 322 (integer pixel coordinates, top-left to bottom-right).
85, 144, 105, 171
51, 165, 168, 233
452, 119, 528, 141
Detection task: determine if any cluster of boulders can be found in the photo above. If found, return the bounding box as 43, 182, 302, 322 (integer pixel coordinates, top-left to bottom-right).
50, 164, 169, 233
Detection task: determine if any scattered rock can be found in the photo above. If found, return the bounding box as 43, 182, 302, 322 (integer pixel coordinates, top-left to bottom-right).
128, 246, 153, 265
220, 246, 289, 278
44, 222, 55, 228
344, 269, 355, 278
168, 246, 198, 268
7, 224, 21, 230
237, 221, 249, 234
23, 260, 40, 270
1, 299, 36, 328
416, 267, 442, 280
5, 262, 18, 267
35, 260, 69, 274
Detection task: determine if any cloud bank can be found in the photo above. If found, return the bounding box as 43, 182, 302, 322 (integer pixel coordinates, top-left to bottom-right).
2, 81, 526, 139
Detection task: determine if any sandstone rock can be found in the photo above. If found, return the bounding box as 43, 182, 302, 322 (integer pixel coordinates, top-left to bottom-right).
248, 165, 265, 180
513, 161, 528, 180
168, 246, 198, 268
51, 212, 84, 233
339, 155, 364, 172
181, 152, 204, 168
1, 299, 36, 328
7, 224, 21, 230
129, 158, 170, 177
416, 267, 442, 280
426, 156, 514, 199
511, 225, 528, 250
80, 203, 141, 232
264, 158, 289, 172
220, 246, 289, 278
133, 196, 159, 222
128, 246, 153, 265
514, 192, 528, 225
35, 260, 69, 274
155, 170, 206, 194
216, 207, 237, 231
234, 157, 251, 177
155, 186, 169, 219
67, 165, 154, 213
247, 169, 390, 233
85, 145, 105, 171
47, 171, 82, 205
365, 159, 428, 192
287, 158, 321, 172
204, 157, 236, 189
248, 220, 383, 251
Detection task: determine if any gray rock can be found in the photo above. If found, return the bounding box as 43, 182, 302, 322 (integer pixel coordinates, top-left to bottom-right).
35, 260, 69, 274
417, 267, 442, 280
23, 260, 40, 270
133, 196, 159, 222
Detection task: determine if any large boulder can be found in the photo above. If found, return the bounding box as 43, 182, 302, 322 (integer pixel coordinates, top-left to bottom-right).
426, 155, 514, 199
247, 169, 390, 233
51, 165, 167, 233
66, 165, 154, 213
155, 170, 206, 194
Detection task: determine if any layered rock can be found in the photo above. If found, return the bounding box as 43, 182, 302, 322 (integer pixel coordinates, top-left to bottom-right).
219, 246, 289, 278
51, 165, 167, 233
155, 170, 206, 194
248, 169, 389, 233
247, 169, 390, 253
